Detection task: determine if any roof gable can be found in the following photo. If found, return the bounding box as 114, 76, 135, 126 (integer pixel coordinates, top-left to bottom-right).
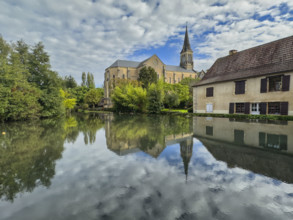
195, 35, 293, 86
138, 54, 165, 67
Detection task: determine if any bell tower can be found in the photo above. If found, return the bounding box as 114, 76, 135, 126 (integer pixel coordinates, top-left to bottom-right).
180, 25, 193, 70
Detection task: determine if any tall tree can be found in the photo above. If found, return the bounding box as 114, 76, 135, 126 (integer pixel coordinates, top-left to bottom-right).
138, 66, 157, 88
28, 42, 64, 117
81, 72, 86, 86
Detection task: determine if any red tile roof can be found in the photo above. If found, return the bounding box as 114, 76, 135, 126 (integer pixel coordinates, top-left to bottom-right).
194, 35, 293, 87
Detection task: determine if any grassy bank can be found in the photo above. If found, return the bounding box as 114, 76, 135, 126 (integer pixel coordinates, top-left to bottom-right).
78, 108, 293, 121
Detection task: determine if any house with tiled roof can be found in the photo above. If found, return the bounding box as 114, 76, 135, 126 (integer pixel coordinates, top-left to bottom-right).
103, 26, 203, 108
193, 35, 293, 115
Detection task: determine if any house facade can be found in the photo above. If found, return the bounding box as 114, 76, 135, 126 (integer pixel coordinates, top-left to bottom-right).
193, 36, 293, 115
104, 26, 202, 108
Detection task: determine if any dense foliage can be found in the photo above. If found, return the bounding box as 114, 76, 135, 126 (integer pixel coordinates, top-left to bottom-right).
111, 77, 193, 113
0, 36, 103, 121
0, 37, 65, 121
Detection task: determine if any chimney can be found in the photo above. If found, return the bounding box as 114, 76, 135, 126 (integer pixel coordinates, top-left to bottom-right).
229, 50, 237, 55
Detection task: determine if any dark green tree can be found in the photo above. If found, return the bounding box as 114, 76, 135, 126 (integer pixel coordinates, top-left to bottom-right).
64, 75, 77, 89
138, 66, 157, 88
28, 42, 64, 117
81, 72, 86, 86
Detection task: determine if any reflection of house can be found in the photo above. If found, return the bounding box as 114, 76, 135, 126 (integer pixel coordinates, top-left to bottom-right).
104, 26, 202, 108
193, 36, 293, 115
193, 117, 293, 183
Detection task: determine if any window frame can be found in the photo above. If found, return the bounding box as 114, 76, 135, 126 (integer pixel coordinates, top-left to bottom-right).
235, 80, 245, 94
206, 87, 214, 97
268, 102, 281, 115
268, 75, 282, 92
235, 103, 245, 114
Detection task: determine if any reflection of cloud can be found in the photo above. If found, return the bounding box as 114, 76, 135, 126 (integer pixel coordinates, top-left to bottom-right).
1, 130, 293, 220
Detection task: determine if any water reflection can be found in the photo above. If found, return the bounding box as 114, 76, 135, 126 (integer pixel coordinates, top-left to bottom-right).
0, 114, 105, 202
0, 114, 293, 220
0, 119, 65, 201
193, 117, 293, 183
104, 114, 194, 178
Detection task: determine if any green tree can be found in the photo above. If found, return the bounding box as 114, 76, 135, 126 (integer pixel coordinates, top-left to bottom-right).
0, 38, 41, 121
81, 72, 86, 86
60, 89, 76, 114
86, 72, 95, 89
68, 86, 90, 105
84, 88, 103, 108
138, 66, 157, 88
147, 81, 164, 113
63, 75, 77, 89
164, 91, 180, 109
28, 42, 64, 117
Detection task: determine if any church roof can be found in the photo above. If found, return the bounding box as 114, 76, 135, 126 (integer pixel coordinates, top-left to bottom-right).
109, 60, 140, 68
107, 56, 197, 73
194, 35, 293, 87
181, 25, 192, 53
165, 65, 195, 73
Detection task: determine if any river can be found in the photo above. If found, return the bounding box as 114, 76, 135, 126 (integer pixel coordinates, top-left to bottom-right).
0, 113, 292, 220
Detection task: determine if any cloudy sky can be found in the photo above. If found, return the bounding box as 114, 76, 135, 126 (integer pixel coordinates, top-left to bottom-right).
1, 0, 293, 86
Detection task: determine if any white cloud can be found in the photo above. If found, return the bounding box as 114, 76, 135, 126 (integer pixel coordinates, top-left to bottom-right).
0, 0, 292, 86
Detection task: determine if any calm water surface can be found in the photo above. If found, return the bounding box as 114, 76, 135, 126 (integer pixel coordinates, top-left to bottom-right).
0, 113, 292, 220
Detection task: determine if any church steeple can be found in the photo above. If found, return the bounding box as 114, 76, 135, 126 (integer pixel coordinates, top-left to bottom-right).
181, 25, 192, 53
180, 25, 194, 70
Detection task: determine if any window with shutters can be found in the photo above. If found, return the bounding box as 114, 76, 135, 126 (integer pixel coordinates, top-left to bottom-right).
206, 87, 214, 97
235, 103, 245, 113
268, 102, 280, 114
268, 76, 282, 91
235, 80, 245, 94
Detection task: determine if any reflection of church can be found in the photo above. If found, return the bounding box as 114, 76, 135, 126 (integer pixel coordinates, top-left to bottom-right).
103, 114, 194, 179
180, 139, 193, 180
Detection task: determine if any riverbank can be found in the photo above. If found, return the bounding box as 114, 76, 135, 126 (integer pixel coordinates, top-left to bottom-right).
78, 108, 293, 121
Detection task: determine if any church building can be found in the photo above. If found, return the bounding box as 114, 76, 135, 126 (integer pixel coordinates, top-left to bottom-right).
103, 26, 201, 108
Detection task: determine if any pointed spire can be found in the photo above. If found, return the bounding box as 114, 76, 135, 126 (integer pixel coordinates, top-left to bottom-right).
181, 24, 192, 53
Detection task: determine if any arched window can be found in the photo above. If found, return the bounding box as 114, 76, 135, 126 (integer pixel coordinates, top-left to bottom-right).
122, 74, 125, 79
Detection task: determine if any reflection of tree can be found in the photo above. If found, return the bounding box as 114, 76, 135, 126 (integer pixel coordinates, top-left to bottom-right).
0, 114, 105, 202
77, 114, 104, 145
63, 114, 105, 145
0, 119, 65, 202
106, 114, 193, 157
